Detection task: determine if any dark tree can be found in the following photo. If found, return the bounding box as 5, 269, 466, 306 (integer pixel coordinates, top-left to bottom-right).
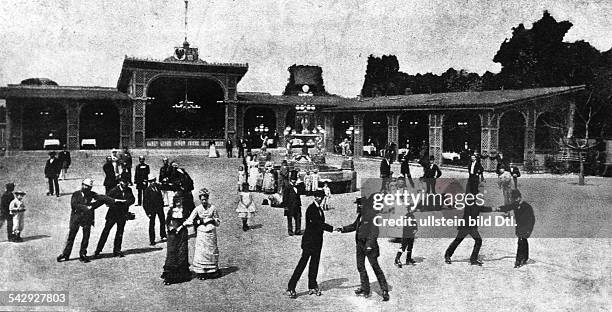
283, 65, 329, 96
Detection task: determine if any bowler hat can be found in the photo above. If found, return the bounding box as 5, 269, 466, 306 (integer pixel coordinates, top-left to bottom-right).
14, 191, 26, 195
313, 190, 326, 198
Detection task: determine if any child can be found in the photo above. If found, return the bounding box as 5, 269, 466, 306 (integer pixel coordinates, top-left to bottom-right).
303, 171, 312, 196
9, 191, 26, 242
236, 183, 256, 231
497, 189, 535, 268
321, 181, 332, 211
310, 169, 320, 193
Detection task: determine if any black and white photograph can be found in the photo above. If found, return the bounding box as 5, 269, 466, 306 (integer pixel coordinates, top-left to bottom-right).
0, 0, 610, 311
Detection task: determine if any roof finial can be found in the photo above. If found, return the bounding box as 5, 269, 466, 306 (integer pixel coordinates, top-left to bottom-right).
184, 0, 189, 44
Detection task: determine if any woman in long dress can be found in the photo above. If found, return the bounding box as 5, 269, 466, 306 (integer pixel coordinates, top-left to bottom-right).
183, 188, 221, 279
262, 162, 275, 194
161, 192, 192, 285
247, 159, 259, 191
208, 141, 218, 158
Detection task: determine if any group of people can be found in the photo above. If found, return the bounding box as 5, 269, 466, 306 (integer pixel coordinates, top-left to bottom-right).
44, 147, 71, 197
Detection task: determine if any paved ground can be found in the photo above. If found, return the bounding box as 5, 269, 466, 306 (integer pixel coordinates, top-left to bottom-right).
0, 153, 610, 311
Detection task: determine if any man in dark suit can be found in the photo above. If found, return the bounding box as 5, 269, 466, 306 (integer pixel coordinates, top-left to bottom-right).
286, 190, 333, 299
336, 197, 390, 302
57, 179, 121, 263
283, 176, 302, 236
103, 156, 117, 194
497, 189, 535, 268
45, 151, 61, 197
143, 175, 166, 246
400, 155, 415, 188
120, 147, 133, 185
422, 156, 442, 194
494, 152, 510, 175
158, 157, 172, 206
379, 156, 392, 191
226, 139, 233, 158
134, 156, 150, 206
510, 166, 521, 189
94, 178, 135, 258
1, 183, 15, 241
444, 201, 484, 266
467, 154, 485, 195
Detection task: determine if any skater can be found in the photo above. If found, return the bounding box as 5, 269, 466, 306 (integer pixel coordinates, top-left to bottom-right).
497, 189, 535, 268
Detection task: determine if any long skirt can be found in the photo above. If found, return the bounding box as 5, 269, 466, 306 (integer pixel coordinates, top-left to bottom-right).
209, 146, 218, 158
161, 227, 191, 283
191, 227, 219, 274
263, 172, 275, 193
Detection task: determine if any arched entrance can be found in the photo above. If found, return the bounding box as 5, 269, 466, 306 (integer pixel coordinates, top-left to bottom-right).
79, 102, 120, 149
22, 102, 66, 150
363, 112, 387, 156
443, 111, 481, 165
499, 110, 526, 163
243, 107, 277, 148
398, 111, 429, 160
535, 112, 563, 154
146, 77, 225, 139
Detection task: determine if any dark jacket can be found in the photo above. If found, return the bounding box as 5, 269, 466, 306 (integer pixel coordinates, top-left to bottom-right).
226, 140, 233, 149
70, 190, 115, 226
400, 160, 411, 177
423, 163, 442, 179
105, 185, 135, 221
495, 158, 510, 174
1, 191, 14, 217
58, 151, 71, 169
103, 162, 117, 188
468, 160, 484, 177
510, 166, 521, 178
301, 202, 333, 251
341, 204, 380, 253
159, 164, 172, 183
282, 184, 301, 217
460, 203, 483, 229
499, 201, 535, 238
143, 183, 164, 216
379, 159, 391, 178
44, 158, 61, 178
134, 163, 150, 189
121, 152, 132, 169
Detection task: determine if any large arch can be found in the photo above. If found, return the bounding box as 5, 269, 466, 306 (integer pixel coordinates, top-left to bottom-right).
398, 111, 429, 160
442, 111, 481, 165
535, 111, 563, 154
363, 112, 387, 156
243, 106, 277, 147
146, 77, 225, 139
79, 102, 120, 149
499, 110, 526, 163
22, 102, 67, 150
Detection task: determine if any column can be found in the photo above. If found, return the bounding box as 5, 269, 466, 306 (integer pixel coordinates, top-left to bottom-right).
524, 108, 536, 166
387, 112, 400, 155
480, 111, 499, 171
428, 113, 443, 165
132, 98, 146, 148
66, 102, 80, 150
323, 113, 334, 153
225, 102, 237, 141
353, 113, 364, 157
119, 101, 133, 149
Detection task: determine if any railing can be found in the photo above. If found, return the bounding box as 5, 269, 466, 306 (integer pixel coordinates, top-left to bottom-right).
145, 138, 225, 148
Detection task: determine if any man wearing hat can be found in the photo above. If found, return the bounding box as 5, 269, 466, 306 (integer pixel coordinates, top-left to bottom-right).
134, 156, 150, 206
103, 156, 118, 194
58, 179, 122, 263
286, 190, 333, 298
94, 177, 135, 258
143, 175, 166, 246
336, 196, 390, 301
44, 151, 61, 197
282, 174, 302, 236
1, 183, 15, 241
